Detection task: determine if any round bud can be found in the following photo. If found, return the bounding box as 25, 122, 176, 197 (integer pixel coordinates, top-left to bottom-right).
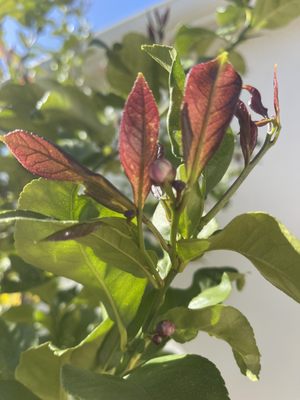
156, 320, 176, 338
149, 158, 176, 186
152, 334, 163, 345
172, 180, 186, 193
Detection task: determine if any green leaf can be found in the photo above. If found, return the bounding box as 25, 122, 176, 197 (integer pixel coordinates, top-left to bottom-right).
15, 342, 68, 400
175, 26, 217, 56
177, 238, 210, 264
62, 364, 149, 400
14, 180, 147, 349
252, 0, 300, 30
204, 129, 235, 194
127, 354, 230, 400
177, 164, 203, 238
142, 44, 186, 157
0, 380, 39, 400
160, 267, 243, 314
228, 51, 247, 75
208, 213, 300, 303
216, 4, 246, 27
0, 209, 59, 224
160, 306, 260, 379
106, 33, 161, 99
188, 272, 232, 309
178, 213, 300, 303
16, 319, 114, 400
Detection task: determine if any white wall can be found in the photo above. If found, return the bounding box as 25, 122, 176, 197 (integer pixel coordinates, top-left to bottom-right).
173, 17, 300, 400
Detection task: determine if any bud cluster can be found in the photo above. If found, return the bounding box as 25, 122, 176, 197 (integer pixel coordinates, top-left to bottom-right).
151, 320, 176, 345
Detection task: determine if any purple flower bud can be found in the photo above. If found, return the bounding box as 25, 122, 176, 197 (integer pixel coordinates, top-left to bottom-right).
149, 158, 176, 186
124, 209, 136, 220
243, 85, 268, 118
156, 320, 176, 338
152, 334, 163, 345
172, 180, 186, 194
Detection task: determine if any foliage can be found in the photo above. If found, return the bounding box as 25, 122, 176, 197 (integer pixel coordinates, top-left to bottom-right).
0, 0, 299, 399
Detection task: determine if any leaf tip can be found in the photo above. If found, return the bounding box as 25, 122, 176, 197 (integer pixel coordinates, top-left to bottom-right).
246, 369, 259, 382
217, 51, 229, 66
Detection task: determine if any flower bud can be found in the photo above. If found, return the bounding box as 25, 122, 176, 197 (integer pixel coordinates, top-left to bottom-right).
156, 320, 176, 338
243, 85, 268, 118
151, 334, 163, 345
149, 158, 176, 186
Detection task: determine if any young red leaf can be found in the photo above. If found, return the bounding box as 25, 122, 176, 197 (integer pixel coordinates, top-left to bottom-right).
1, 130, 134, 214
2, 130, 89, 182
273, 64, 280, 125
119, 73, 159, 208
235, 100, 258, 165
243, 85, 268, 118
181, 53, 242, 184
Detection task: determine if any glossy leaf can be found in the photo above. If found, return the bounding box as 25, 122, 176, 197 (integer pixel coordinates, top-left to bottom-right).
181, 54, 242, 183
1, 130, 134, 214
43, 217, 156, 281
188, 273, 232, 309
160, 267, 243, 314
62, 364, 149, 400
252, 0, 300, 30
127, 354, 230, 400
180, 213, 300, 303
204, 128, 235, 194
119, 73, 159, 208
142, 44, 186, 157
0, 209, 58, 224
14, 180, 147, 349
159, 306, 260, 379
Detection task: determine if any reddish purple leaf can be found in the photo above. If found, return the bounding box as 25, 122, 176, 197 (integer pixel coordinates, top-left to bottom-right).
43, 222, 102, 242
1, 130, 134, 214
243, 85, 268, 118
181, 54, 242, 183
235, 100, 258, 165
2, 130, 89, 182
273, 65, 280, 125
119, 73, 159, 208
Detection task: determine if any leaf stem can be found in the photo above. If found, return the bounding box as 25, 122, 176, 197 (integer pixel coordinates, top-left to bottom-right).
199, 132, 275, 230
142, 214, 171, 254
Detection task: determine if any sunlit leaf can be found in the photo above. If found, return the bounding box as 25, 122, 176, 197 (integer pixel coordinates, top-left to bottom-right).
14, 180, 147, 349
188, 272, 232, 309
1, 130, 134, 213
181, 53, 242, 184
142, 44, 185, 157
119, 73, 159, 208
179, 213, 300, 303
159, 306, 260, 379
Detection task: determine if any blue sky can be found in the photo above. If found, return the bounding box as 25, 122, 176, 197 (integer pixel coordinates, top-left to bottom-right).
87, 0, 161, 31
